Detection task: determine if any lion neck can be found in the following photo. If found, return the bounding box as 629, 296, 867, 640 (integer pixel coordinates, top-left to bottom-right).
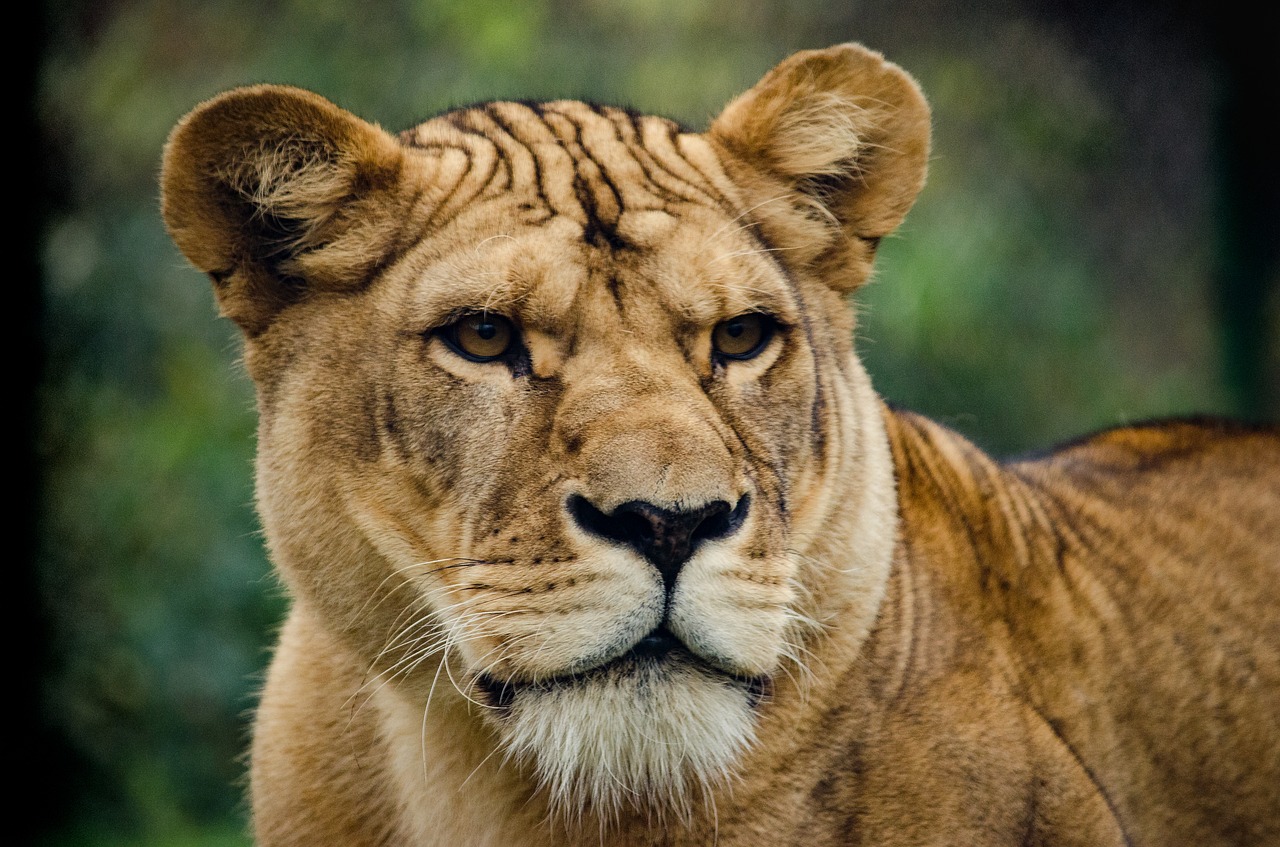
880, 406, 1054, 629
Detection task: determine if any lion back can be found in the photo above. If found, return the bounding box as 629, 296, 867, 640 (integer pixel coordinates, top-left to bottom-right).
1006, 418, 1280, 843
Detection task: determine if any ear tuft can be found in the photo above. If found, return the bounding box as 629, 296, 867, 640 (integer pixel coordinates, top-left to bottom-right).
709, 43, 932, 291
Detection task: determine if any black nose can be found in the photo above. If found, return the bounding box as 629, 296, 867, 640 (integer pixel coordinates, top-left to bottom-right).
568, 494, 750, 595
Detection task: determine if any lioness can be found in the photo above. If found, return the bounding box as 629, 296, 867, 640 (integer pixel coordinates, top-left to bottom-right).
160, 43, 1280, 846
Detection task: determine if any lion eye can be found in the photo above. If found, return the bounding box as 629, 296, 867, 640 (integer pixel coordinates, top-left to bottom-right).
711, 313, 774, 361
443, 313, 515, 362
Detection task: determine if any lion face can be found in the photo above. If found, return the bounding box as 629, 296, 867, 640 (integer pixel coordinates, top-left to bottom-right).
161, 44, 930, 818
372, 204, 812, 686
265, 158, 821, 813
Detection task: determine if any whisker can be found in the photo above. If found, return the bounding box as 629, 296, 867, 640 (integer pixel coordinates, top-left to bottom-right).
458, 735, 509, 790
706, 244, 807, 265
420, 652, 450, 786
700, 193, 792, 247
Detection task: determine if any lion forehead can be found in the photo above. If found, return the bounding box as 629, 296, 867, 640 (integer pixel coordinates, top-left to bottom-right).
403, 100, 741, 243
367, 100, 816, 347
393, 226, 800, 340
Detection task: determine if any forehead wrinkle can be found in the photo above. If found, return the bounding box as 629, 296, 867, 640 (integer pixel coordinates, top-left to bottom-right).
520, 262, 587, 336
405, 204, 602, 318
642, 245, 799, 328
405, 241, 532, 323
713, 259, 799, 321
410, 265, 522, 324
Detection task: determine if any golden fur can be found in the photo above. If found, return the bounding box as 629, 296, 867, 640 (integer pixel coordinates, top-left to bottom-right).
160, 43, 1280, 845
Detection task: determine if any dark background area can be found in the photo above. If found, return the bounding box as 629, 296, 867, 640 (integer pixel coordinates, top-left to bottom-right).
29, 1, 1276, 844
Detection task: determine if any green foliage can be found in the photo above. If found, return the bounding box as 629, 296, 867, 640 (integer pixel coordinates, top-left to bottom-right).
37, 0, 1247, 842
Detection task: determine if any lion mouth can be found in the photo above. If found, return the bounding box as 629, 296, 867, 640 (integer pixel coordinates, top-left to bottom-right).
475, 625, 771, 709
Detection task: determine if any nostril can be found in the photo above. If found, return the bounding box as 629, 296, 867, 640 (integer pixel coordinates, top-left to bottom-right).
568, 494, 649, 546
619, 510, 657, 545
567, 494, 609, 539
691, 494, 750, 543
567, 494, 750, 594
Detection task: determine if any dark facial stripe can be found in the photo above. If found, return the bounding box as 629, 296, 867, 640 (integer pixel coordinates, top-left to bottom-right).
597, 108, 696, 209
712, 392, 792, 522
651, 120, 737, 212
604, 274, 627, 315
736, 218, 830, 466
788, 287, 829, 460
443, 110, 515, 195
541, 106, 631, 250
402, 99, 747, 257
477, 104, 557, 216
396, 139, 491, 238
623, 115, 739, 216
511, 100, 732, 247
378, 387, 420, 462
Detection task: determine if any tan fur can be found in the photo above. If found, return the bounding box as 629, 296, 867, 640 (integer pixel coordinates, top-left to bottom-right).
160, 43, 1280, 845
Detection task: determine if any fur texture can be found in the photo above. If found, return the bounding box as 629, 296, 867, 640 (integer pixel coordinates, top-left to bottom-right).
160, 43, 1280, 846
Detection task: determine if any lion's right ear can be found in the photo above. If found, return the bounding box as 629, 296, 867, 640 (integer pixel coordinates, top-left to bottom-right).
160, 85, 413, 336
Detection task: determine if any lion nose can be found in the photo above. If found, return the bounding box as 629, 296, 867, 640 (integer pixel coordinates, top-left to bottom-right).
568, 495, 750, 595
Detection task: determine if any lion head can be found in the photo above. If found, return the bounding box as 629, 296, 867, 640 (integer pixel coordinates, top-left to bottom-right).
161, 43, 930, 821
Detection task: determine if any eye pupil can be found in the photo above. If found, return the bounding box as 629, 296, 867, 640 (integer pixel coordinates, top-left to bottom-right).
442, 313, 515, 362
712, 313, 774, 361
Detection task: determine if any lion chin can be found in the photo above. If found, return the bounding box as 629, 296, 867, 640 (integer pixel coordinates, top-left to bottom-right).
477, 633, 764, 823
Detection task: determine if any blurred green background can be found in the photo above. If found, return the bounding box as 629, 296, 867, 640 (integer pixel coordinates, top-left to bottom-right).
29, 0, 1277, 844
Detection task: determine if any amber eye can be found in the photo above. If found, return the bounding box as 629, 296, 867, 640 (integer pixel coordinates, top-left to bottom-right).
442, 313, 515, 362
711, 313, 774, 361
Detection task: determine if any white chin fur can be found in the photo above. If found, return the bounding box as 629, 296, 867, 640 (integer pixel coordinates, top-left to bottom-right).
495, 658, 758, 824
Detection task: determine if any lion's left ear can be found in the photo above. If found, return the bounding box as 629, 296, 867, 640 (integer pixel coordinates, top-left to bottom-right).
709, 43, 931, 291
